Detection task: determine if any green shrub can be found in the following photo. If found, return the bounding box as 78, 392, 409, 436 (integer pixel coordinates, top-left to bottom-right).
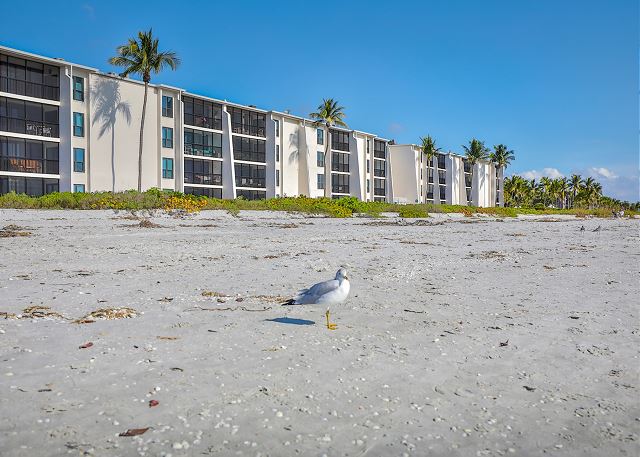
398, 205, 429, 218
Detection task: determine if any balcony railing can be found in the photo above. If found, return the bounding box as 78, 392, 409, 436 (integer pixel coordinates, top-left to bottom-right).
1, 157, 59, 174
0, 118, 59, 138
235, 177, 266, 188
0, 76, 59, 101
184, 173, 222, 186
374, 168, 386, 177
184, 144, 222, 158
231, 123, 265, 138
332, 185, 349, 194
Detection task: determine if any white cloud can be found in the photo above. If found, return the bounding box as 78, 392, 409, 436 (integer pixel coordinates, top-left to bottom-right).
520, 168, 564, 180
588, 167, 617, 179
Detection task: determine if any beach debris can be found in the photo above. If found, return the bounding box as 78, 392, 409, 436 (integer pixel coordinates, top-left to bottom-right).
593, 225, 602, 232
79, 342, 93, 349
523, 385, 536, 392
580, 226, 585, 231
157, 297, 173, 302
543, 265, 556, 270
404, 309, 426, 314
156, 336, 179, 340
190, 305, 272, 312
569, 316, 580, 319
149, 400, 159, 408
0, 224, 32, 237
499, 340, 509, 347
139, 219, 161, 228
201, 290, 227, 297
235, 297, 244, 302
467, 250, 507, 260
75, 307, 138, 323
119, 428, 149, 437
170, 367, 184, 372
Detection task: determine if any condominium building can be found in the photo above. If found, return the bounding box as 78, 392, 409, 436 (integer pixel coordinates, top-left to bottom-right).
388, 144, 503, 207
0, 45, 500, 206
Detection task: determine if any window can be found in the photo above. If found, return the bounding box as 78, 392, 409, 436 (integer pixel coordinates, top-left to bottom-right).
0, 97, 59, 137
275, 169, 280, 187
374, 140, 386, 159
162, 127, 173, 148
366, 159, 370, 173
331, 173, 349, 194
229, 107, 266, 137
73, 148, 85, 172
366, 178, 370, 193
0, 176, 58, 196
236, 189, 266, 200
234, 163, 266, 188
162, 158, 174, 179
274, 119, 279, 137
427, 168, 434, 183
276, 145, 279, 162
331, 151, 349, 172
233, 136, 266, 162
439, 185, 446, 201
184, 158, 222, 185
0, 54, 60, 101
73, 112, 84, 137
73, 76, 84, 101
331, 130, 349, 151
162, 95, 173, 118
374, 178, 385, 196
427, 184, 434, 200
317, 173, 325, 189
374, 159, 385, 177
184, 128, 222, 158
1, 137, 59, 174
437, 154, 446, 169
316, 151, 324, 167
438, 170, 446, 185
73, 184, 85, 193
366, 139, 370, 154
183, 96, 222, 130
317, 128, 324, 145
464, 160, 472, 173
185, 186, 222, 199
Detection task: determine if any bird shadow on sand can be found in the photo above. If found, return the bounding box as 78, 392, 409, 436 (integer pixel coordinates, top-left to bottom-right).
266, 317, 316, 326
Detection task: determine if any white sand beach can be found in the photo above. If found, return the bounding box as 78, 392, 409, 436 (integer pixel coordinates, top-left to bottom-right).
0, 209, 638, 456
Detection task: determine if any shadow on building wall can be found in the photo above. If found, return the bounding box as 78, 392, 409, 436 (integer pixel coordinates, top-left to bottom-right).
91, 79, 131, 192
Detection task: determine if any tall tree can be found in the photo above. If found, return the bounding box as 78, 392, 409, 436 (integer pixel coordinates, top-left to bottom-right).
569, 174, 583, 209
489, 144, 515, 206
109, 29, 180, 192
462, 138, 490, 205
419, 135, 441, 202
309, 99, 347, 197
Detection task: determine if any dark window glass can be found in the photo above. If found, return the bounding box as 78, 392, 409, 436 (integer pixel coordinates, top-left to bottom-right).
162, 95, 173, 118
73, 148, 85, 172
0, 136, 58, 174
184, 158, 222, 186
234, 163, 266, 188
317, 151, 324, 167
73, 76, 84, 101
229, 107, 266, 137
374, 140, 386, 159
374, 178, 386, 196
331, 130, 349, 152
331, 151, 349, 172
427, 184, 434, 200
331, 173, 349, 194
317, 128, 324, 145
464, 160, 472, 173
0, 176, 58, 196
74, 184, 85, 193
162, 157, 174, 179
183, 96, 222, 130
233, 136, 266, 162
73, 112, 84, 137
236, 189, 266, 200
184, 186, 222, 198
439, 185, 446, 201
184, 128, 222, 158
0, 97, 59, 137
437, 154, 446, 169
274, 119, 279, 136
317, 173, 325, 189
0, 53, 60, 101
374, 159, 385, 177
275, 169, 280, 187
427, 168, 434, 183
162, 127, 173, 148
438, 170, 446, 185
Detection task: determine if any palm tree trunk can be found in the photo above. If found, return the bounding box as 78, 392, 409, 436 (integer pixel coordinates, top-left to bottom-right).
138, 82, 148, 192
324, 125, 330, 198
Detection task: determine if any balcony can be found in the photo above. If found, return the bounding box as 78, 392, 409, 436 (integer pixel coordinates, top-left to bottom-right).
1, 157, 58, 174
0, 76, 59, 101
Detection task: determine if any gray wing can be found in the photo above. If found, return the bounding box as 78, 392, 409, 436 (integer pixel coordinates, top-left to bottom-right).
294, 279, 340, 304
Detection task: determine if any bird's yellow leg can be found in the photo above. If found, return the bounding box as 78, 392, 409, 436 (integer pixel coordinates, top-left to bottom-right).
325, 310, 337, 330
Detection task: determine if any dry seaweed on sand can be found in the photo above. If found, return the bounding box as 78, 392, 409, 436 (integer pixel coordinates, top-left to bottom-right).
0, 224, 32, 237
1, 306, 69, 320
74, 307, 138, 323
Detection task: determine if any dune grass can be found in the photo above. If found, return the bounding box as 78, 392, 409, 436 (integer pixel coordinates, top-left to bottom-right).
0, 189, 635, 218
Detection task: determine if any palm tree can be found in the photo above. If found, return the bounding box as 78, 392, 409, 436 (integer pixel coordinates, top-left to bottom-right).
489, 144, 515, 206
109, 29, 180, 192
557, 177, 569, 209
569, 174, 583, 208
462, 138, 490, 205
309, 99, 347, 197
419, 135, 441, 202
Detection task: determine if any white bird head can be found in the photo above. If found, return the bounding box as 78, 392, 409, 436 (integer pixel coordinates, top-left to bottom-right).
336, 268, 349, 281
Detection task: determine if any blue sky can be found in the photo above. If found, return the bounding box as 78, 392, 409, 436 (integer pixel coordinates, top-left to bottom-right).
1, 0, 638, 200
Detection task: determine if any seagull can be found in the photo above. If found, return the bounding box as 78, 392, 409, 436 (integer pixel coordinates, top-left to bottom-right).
580, 226, 585, 232
281, 268, 351, 330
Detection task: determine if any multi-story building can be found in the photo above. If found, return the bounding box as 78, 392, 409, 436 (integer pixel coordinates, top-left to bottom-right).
388, 143, 503, 206
0, 45, 501, 207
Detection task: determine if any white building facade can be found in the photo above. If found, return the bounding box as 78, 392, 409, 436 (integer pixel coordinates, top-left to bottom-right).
0, 45, 500, 207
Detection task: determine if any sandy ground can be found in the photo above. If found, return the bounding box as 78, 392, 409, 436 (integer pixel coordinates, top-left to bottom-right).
0, 209, 638, 457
